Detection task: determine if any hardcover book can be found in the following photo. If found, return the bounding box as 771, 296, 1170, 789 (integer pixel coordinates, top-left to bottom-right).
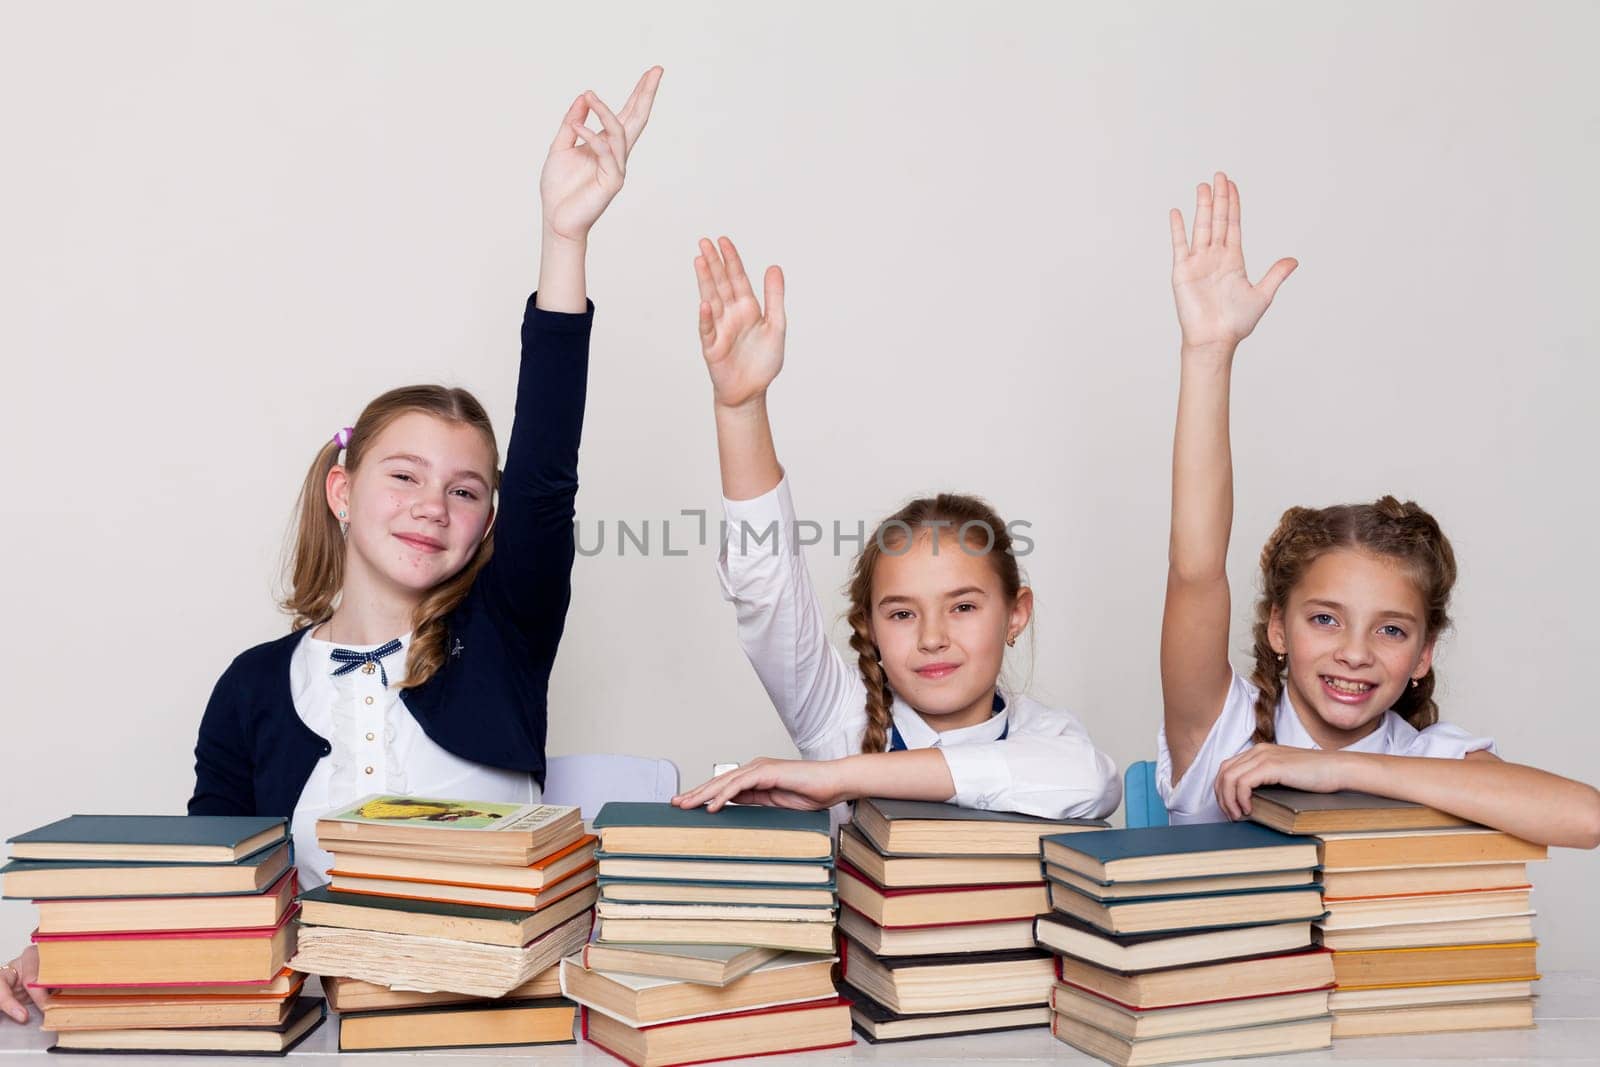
853, 798, 1106, 857
1041, 823, 1317, 884
591, 804, 831, 861
8, 816, 285, 865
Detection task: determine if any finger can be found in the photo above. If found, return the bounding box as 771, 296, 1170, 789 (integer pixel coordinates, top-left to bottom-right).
702, 238, 735, 303
763, 265, 786, 333
1225, 179, 1242, 248
1235, 768, 1256, 820
0, 979, 27, 1024
1254, 258, 1298, 303
619, 66, 663, 148
717, 237, 755, 299
1209, 172, 1228, 245
1192, 182, 1212, 248
698, 301, 716, 346
585, 91, 628, 171
1169, 208, 1189, 262
695, 244, 723, 317
569, 121, 620, 181
549, 94, 587, 151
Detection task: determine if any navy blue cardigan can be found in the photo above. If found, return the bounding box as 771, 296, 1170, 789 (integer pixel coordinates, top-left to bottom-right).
188, 295, 592, 819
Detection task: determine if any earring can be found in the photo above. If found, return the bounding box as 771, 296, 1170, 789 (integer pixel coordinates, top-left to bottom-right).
1276, 653, 1286, 667
1411, 678, 1420, 689
1006, 633, 1017, 648
338, 510, 347, 520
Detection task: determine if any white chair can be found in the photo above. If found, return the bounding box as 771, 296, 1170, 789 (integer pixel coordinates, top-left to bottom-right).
542, 753, 681, 821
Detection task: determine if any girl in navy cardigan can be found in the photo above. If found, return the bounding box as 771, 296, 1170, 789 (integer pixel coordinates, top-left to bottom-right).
0, 67, 662, 1027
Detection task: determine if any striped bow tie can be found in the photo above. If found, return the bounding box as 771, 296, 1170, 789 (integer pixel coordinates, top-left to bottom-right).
329, 638, 404, 687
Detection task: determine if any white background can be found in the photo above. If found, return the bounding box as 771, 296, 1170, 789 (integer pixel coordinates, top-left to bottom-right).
1, 1, 1595, 966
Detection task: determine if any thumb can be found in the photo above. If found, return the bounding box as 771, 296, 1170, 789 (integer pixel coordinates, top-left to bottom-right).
1255, 257, 1298, 303
762, 265, 786, 333
697, 301, 716, 346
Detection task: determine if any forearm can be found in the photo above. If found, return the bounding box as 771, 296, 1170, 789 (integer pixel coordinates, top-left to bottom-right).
1337, 752, 1600, 849
833, 750, 957, 804
535, 227, 587, 313
713, 397, 782, 501
1169, 344, 1236, 583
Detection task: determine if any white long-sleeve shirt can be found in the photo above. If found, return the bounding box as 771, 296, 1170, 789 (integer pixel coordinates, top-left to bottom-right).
715, 477, 1122, 824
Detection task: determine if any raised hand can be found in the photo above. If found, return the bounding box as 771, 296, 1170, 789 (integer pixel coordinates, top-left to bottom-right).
540, 66, 663, 242
695, 237, 786, 412
1170, 172, 1297, 353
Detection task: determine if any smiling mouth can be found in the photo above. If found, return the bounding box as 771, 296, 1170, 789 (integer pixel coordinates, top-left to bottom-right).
394, 533, 445, 552
915, 664, 960, 679
1321, 675, 1375, 696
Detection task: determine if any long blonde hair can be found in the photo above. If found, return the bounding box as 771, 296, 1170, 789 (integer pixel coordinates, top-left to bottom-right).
282, 386, 500, 690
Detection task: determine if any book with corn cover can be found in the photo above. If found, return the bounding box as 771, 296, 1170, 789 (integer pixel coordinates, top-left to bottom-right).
591, 804, 832, 861
1041, 822, 1317, 884
315, 796, 581, 864
8, 816, 286, 865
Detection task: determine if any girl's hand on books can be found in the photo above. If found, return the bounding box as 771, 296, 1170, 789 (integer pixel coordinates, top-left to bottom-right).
672, 757, 845, 813
540, 66, 663, 243
1170, 173, 1297, 357
1214, 744, 1349, 821
0, 946, 45, 1024
696, 236, 786, 413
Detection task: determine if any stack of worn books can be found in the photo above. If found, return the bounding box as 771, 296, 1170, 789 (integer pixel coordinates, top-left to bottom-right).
286, 794, 596, 1052
1, 814, 324, 1054
837, 799, 1105, 1043
1249, 787, 1546, 1038
1035, 822, 1334, 1066
566, 802, 850, 1066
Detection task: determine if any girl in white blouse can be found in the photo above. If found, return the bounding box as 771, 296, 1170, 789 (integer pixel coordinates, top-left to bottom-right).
1159, 173, 1600, 847
670, 238, 1121, 824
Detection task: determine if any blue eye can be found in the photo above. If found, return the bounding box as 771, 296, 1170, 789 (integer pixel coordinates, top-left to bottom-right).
1379, 624, 1407, 639
1310, 613, 1337, 626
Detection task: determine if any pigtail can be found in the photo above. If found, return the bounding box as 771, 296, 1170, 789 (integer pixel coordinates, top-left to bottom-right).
848, 601, 895, 754
282, 437, 346, 630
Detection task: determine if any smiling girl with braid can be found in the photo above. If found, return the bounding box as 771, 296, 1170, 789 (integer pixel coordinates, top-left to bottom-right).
670, 237, 1120, 824
1158, 172, 1600, 848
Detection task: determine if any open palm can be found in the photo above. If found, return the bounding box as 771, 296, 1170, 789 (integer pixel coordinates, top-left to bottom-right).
695, 236, 786, 411
540, 67, 662, 241
1170, 173, 1297, 351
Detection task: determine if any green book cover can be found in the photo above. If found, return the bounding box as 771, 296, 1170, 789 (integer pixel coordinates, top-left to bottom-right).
1043, 821, 1310, 863
862, 799, 1108, 829
8, 815, 285, 850
298, 884, 537, 925
592, 803, 829, 837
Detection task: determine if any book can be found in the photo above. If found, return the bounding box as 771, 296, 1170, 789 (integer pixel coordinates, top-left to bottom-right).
1330, 996, 1534, 1037
1041, 823, 1317, 884
1046, 880, 1326, 936
315, 795, 581, 866
1046, 862, 1313, 902
838, 906, 1038, 957
837, 824, 1043, 887
850, 993, 1050, 1042
594, 916, 836, 954
596, 855, 833, 885
840, 938, 1055, 1015
591, 803, 831, 861
1316, 828, 1548, 870
48, 996, 325, 1055
33, 906, 298, 986
581, 996, 854, 1067
1052, 1010, 1332, 1066
1318, 862, 1529, 898
295, 881, 596, 947
35, 870, 297, 935
42, 988, 299, 1031
1034, 912, 1314, 973
328, 864, 596, 912
1052, 983, 1331, 1040
595, 901, 834, 924
853, 798, 1106, 857
34, 969, 301, 997
560, 952, 836, 1026
1316, 913, 1536, 951
327, 834, 597, 892
1332, 941, 1540, 988
838, 861, 1046, 927
1328, 978, 1534, 1011
337, 996, 576, 1051
291, 908, 592, 999
3, 842, 293, 901
321, 967, 562, 1012
1248, 787, 1473, 834
7, 815, 285, 865
577, 943, 783, 988
1054, 949, 1335, 1011
1319, 887, 1532, 931
598, 879, 835, 908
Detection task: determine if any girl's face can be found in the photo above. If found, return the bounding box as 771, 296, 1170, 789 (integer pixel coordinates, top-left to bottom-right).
326, 412, 497, 600
868, 531, 1032, 729
1269, 547, 1435, 747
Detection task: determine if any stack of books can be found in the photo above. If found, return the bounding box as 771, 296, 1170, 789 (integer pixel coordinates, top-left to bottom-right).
837, 799, 1106, 1043
1249, 787, 1547, 1038
1, 814, 325, 1055
1035, 822, 1334, 1066
565, 802, 850, 1066
285, 794, 597, 1052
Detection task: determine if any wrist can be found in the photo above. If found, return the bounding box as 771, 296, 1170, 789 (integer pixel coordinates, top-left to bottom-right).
713, 393, 770, 423
541, 224, 589, 255
1180, 341, 1238, 365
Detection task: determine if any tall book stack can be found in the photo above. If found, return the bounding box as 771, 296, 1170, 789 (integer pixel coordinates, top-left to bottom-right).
1035, 822, 1334, 1066
837, 799, 1107, 1043
1248, 787, 1547, 1039
286, 794, 597, 1052
564, 802, 850, 1066
1, 814, 325, 1055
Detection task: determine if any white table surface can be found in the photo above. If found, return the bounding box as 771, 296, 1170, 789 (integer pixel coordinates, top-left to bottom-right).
2, 972, 1595, 1065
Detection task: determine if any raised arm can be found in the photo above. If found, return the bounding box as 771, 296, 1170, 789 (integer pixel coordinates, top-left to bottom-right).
1163, 174, 1297, 783
696, 236, 785, 500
